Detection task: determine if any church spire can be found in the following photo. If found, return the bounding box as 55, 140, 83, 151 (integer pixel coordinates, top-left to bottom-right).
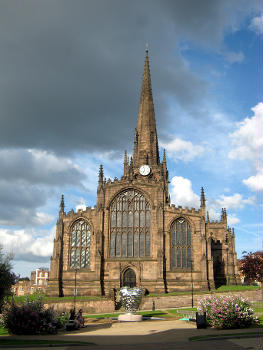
133, 47, 160, 168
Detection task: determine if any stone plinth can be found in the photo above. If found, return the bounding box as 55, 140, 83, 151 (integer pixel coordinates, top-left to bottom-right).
118, 313, 143, 322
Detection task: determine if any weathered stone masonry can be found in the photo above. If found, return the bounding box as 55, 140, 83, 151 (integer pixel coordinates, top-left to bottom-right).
47, 49, 240, 297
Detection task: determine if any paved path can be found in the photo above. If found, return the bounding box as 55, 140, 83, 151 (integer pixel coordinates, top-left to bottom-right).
0, 319, 262, 350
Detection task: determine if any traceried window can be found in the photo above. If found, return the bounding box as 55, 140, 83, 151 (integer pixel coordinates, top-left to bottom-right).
70, 220, 91, 269
110, 189, 150, 258
171, 218, 191, 269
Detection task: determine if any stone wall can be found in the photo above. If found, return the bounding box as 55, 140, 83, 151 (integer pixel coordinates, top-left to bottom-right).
44, 289, 261, 314
44, 299, 115, 314
140, 290, 262, 310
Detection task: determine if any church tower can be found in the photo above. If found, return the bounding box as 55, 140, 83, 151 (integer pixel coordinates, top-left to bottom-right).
47, 48, 240, 298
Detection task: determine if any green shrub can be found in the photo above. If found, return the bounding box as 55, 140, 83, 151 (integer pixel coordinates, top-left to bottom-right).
198, 295, 258, 329
56, 312, 69, 328
3, 298, 58, 335
4, 303, 41, 335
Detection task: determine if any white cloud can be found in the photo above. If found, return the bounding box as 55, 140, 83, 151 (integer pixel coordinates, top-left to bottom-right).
170, 176, 200, 208
229, 103, 263, 162
243, 173, 263, 192
76, 198, 87, 211
249, 14, 263, 35
227, 215, 240, 226
170, 177, 254, 223
33, 212, 55, 226
229, 102, 263, 191
0, 227, 55, 262
215, 193, 255, 210
206, 192, 255, 226
161, 137, 204, 162
207, 207, 220, 221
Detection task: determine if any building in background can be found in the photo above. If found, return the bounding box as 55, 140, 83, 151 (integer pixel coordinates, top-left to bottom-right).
12, 268, 50, 296
12, 280, 32, 296
47, 49, 240, 297
30, 268, 49, 293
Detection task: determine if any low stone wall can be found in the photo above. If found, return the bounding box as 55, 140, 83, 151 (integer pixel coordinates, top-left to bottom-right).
140, 290, 262, 310
43, 289, 261, 314
44, 299, 115, 314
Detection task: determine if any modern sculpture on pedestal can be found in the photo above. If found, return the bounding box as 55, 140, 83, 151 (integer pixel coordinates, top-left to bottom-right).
118, 286, 143, 322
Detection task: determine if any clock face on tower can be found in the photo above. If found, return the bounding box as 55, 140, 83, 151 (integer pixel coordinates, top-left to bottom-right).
139, 164, 151, 176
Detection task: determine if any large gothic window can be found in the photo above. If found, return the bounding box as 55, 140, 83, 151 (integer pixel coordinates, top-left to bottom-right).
70, 220, 91, 269
171, 218, 191, 269
110, 189, 150, 258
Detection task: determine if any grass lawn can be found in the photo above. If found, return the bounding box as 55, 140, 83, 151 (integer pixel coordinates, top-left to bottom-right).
11, 294, 103, 304
252, 301, 263, 312
0, 326, 8, 336
137, 310, 170, 317
83, 308, 196, 319
84, 312, 121, 319
84, 310, 174, 319
215, 285, 260, 292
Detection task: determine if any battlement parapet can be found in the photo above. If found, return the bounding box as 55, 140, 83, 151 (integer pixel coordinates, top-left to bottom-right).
65, 206, 95, 217
167, 204, 201, 215
208, 220, 221, 225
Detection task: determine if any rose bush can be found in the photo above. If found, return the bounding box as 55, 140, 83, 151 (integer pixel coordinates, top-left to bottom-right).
2, 297, 60, 334
198, 294, 258, 329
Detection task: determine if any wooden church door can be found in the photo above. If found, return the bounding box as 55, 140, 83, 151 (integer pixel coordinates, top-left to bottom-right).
123, 268, 136, 288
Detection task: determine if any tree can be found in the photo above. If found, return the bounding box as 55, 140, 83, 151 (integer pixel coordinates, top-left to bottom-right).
239, 251, 263, 284
0, 245, 19, 310
19, 277, 30, 281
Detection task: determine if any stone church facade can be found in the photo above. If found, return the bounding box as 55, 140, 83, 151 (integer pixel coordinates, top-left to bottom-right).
47, 50, 240, 297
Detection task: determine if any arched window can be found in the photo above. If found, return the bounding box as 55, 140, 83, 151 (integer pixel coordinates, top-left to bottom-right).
110, 189, 150, 257
171, 218, 191, 269
70, 220, 91, 269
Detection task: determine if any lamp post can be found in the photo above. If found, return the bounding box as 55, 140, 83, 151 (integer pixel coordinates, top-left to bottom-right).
73, 267, 78, 311
190, 259, 194, 308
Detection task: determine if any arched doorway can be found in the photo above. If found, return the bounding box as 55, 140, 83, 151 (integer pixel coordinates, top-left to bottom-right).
123, 268, 136, 288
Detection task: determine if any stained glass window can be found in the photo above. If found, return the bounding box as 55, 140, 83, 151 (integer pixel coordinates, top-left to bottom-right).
171, 218, 191, 269
70, 220, 91, 268
110, 189, 150, 257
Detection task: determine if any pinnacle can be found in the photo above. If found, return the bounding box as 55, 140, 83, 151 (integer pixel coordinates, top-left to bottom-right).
200, 187, 206, 207
163, 149, 167, 162
60, 194, 65, 213
98, 164, 104, 183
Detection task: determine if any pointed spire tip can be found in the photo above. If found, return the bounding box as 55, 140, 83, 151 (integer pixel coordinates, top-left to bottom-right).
60, 194, 65, 212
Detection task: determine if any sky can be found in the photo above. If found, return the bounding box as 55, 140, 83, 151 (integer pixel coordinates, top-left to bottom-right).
0, 0, 262, 278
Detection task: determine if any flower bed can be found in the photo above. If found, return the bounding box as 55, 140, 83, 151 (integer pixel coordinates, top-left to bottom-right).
2, 297, 68, 335
198, 294, 258, 329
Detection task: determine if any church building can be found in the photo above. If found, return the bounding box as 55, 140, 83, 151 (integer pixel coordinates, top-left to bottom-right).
47, 49, 240, 297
